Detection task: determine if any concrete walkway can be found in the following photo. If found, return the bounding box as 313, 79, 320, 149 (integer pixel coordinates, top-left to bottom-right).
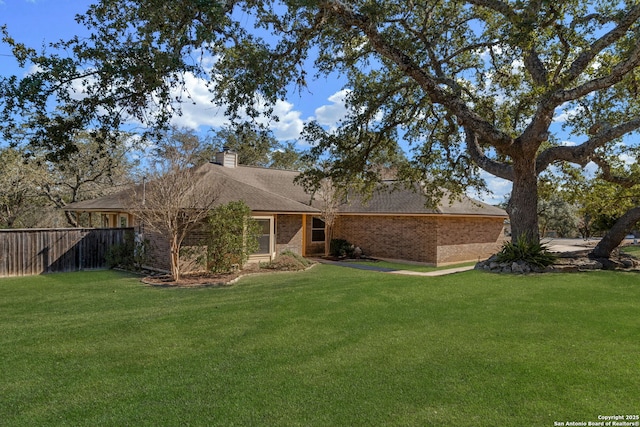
545, 238, 600, 253
313, 238, 614, 277
389, 265, 476, 276
313, 258, 475, 277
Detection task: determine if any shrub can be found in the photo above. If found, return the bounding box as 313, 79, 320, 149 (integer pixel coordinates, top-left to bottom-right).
202, 201, 261, 273
261, 251, 312, 271
330, 239, 354, 258
496, 238, 557, 267
105, 231, 149, 271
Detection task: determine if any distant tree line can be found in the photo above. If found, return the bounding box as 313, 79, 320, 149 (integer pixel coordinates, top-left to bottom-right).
0, 124, 305, 229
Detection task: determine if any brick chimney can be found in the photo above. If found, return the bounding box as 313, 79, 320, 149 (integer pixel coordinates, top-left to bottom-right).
215, 148, 238, 168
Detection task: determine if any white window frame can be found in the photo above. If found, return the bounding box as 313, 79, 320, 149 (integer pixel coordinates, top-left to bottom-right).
252, 216, 275, 258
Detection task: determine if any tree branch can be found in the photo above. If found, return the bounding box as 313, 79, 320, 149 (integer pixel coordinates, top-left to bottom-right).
467, 0, 518, 20
524, 47, 549, 87
562, 4, 640, 85
591, 155, 638, 188
520, 5, 640, 149
536, 116, 640, 172
557, 41, 640, 104
465, 129, 514, 181
591, 206, 640, 259
321, 0, 515, 152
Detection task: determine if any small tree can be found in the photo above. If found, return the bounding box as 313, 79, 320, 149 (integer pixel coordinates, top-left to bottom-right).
37, 131, 136, 227
317, 179, 341, 257
130, 168, 219, 282
129, 132, 220, 282
297, 168, 345, 257
538, 196, 579, 238
202, 201, 261, 273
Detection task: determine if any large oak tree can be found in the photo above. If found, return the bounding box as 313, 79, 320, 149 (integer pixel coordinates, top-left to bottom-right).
2, 0, 640, 245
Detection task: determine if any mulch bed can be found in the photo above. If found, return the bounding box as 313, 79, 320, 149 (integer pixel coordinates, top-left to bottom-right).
141, 272, 245, 288
140, 263, 316, 288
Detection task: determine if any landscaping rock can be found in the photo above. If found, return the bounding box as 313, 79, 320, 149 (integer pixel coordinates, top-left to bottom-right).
475, 250, 639, 274
511, 262, 523, 274
622, 258, 635, 268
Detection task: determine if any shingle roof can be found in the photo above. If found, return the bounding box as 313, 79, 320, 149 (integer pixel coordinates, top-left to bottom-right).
63, 189, 131, 211
197, 163, 319, 213
65, 162, 507, 218
338, 182, 507, 217
64, 162, 320, 214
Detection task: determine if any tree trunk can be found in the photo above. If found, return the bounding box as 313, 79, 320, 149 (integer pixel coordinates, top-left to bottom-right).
324, 222, 334, 257
506, 156, 540, 244
590, 206, 640, 258
170, 236, 181, 282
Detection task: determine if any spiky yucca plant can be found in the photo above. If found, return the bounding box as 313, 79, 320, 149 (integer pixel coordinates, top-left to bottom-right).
496, 238, 557, 268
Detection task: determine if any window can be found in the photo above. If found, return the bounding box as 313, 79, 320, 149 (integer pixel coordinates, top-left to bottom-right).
312, 217, 325, 242
119, 215, 128, 228
254, 218, 273, 255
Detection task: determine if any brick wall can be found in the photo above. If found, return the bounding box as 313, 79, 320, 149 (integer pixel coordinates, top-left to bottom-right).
276, 214, 304, 255
435, 216, 506, 265
143, 223, 209, 273
333, 214, 505, 265
145, 215, 307, 272
145, 213, 505, 269
333, 215, 438, 263
144, 229, 171, 271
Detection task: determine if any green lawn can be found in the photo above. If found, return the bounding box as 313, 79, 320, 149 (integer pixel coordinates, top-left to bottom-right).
1, 267, 639, 426
346, 259, 476, 272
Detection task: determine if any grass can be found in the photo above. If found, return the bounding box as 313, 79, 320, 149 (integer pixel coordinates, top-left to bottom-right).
622, 244, 640, 255
1, 267, 639, 426
346, 259, 476, 272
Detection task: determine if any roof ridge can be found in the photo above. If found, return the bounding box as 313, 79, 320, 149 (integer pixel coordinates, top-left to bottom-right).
209, 162, 301, 173
205, 165, 318, 212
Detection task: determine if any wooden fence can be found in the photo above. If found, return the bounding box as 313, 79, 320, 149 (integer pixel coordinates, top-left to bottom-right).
0, 228, 133, 277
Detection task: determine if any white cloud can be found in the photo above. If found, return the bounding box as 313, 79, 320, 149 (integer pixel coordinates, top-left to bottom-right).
314, 89, 351, 130
169, 73, 230, 129
619, 153, 636, 166
584, 161, 598, 177
265, 100, 304, 141
553, 104, 583, 123
470, 171, 512, 205
168, 71, 306, 141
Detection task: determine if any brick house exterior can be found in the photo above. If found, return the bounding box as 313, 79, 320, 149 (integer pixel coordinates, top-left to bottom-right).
332, 214, 505, 265
65, 151, 507, 270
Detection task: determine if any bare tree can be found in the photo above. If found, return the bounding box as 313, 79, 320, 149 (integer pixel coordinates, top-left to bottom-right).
129, 166, 220, 282
37, 132, 136, 227
129, 132, 220, 282
316, 179, 341, 257
0, 147, 43, 228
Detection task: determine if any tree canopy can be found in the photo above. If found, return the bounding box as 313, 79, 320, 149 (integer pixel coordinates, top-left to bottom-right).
209, 123, 306, 170
0, 133, 136, 228
2, 0, 640, 245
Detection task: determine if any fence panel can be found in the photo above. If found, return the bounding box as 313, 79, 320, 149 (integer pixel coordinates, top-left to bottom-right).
0, 228, 133, 277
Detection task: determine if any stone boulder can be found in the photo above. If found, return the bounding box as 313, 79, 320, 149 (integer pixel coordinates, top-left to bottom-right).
475, 250, 640, 274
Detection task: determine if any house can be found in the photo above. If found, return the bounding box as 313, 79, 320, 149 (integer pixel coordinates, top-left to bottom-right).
64, 151, 508, 270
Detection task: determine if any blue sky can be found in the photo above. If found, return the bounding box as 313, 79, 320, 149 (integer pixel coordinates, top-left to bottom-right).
1, 0, 511, 203
0, 0, 347, 141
